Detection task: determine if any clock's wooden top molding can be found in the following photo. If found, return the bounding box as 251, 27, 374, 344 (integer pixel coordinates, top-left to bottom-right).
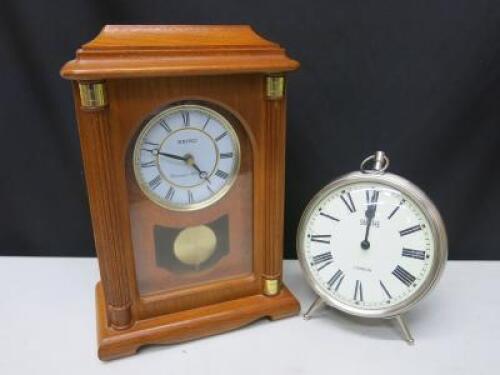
61, 25, 299, 80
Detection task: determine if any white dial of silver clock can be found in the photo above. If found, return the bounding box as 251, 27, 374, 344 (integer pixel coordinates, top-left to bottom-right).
302, 182, 435, 309
133, 104, 240, 210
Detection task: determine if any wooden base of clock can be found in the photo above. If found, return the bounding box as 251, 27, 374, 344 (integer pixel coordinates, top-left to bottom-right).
95, 282, 300, 360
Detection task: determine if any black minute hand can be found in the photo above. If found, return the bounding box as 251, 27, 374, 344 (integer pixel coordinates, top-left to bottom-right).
158, 152, 188, 161
159, 152, 210, 182
361, 190, 379, 250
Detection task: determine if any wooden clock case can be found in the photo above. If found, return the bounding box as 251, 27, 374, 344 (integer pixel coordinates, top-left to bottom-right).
61, 25, 300, 360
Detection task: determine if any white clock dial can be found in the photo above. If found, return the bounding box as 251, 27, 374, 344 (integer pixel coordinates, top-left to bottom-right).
300, 182, 436, 311
133, 104, 240, 211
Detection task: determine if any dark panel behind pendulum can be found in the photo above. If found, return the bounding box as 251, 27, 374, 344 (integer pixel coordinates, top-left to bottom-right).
154, 215, 229, 272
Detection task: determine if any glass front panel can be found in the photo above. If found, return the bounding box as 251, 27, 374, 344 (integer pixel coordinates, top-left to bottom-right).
126, 101, 253, 296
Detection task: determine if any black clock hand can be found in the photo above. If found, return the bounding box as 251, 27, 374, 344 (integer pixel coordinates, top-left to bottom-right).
361, 209, 374, 250
184, 155, 210, 182
190, 161, 209, 180
361, 191, 379, 250
158, 152, 188, 161
193, 164, 211, 182
159, 152, 210, 182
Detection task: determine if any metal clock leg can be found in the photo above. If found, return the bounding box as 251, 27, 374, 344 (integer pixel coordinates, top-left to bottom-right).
395, 314, 415, 344
303, 296, 325, 320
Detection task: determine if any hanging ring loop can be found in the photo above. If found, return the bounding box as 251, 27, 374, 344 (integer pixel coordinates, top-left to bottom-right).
360, 151, 390, 174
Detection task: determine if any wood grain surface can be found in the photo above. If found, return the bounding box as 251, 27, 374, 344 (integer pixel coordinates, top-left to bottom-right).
61, 25, 299, 79
61, 25, 300, 360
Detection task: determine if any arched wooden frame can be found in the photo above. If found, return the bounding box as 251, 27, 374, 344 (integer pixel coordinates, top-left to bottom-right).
125, 98, 255, 315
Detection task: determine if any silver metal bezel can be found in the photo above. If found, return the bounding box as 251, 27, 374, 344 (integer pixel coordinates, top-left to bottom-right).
296, 171, 448, 319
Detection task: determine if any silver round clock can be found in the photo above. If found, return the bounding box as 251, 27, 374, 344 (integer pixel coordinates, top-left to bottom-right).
297, 151, 447, 343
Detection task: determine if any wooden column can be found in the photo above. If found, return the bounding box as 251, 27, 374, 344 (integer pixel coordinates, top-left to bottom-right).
262, 75, 287, 296
74, 82, 132, 329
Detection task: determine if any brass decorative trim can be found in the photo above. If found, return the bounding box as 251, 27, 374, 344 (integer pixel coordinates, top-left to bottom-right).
266, 76, 285, 100
263, 278, 280, 296
132, 103, 241, 211
78, 82, 107, 109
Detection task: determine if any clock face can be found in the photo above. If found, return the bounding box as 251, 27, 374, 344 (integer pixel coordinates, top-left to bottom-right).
133, 104, 240, 211
299, 181, 437, 313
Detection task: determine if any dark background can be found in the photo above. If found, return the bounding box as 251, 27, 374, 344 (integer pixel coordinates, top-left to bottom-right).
1, 0, 498, 259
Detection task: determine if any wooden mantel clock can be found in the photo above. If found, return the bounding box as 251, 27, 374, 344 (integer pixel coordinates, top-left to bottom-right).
61, 25, 300, 360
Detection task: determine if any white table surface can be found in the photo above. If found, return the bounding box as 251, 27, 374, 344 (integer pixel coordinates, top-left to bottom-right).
0, 258, 499, 374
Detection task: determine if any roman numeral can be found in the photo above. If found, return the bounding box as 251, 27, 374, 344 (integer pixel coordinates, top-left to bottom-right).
388, 199, 405, 220
402, 248, 426, 260
215, 131, 227, 142
327, 269, 344, 290
392, 265, 416, 286
399, 225, 422, 237
148, 175, 162, 190
354, 280, 363, 302
319, 211, 339, 221
340, 191, 356, 213
207, 185, 214, 194
140, 160, 156, 168
165, 186, 175, 201
141, 141, 159, 153
202, 116, 211, 130
158, 119, 171, 133
317, 260, 333, 271
181, 111, 190, 127
309, 234, 331, 244
379, 280, 392, 299
215, 169, 229, 180
365, 189, 379, 205
220, 152, 234, 159
187, 190, 194, 204
310, 252, 333, 267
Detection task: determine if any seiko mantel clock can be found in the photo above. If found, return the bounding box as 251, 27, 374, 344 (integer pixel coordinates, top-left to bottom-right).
61, 25, 300, 360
